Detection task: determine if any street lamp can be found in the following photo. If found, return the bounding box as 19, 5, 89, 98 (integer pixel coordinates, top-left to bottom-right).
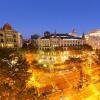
60, 95, 63, 100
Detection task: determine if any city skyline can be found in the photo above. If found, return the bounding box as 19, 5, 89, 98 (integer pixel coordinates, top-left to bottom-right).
0, 1, 100, 99
0, 0, 100, 38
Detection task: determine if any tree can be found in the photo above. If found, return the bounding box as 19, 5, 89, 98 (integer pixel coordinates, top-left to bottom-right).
22, 43, 28, 49
31, 34, 40, 39
54, 46, 63, 51
44, 31, 50, 37
0, 48, 16, 59
82, 44, 93, 51
31, 34, 40, 48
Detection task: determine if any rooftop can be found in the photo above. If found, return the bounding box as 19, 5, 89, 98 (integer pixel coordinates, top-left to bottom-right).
41, 33, 82, 39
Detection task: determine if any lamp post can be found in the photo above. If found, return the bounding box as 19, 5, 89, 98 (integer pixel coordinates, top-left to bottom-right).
60, 90, 64, 100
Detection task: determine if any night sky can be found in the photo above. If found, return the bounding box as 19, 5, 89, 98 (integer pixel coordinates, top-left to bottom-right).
0, 0, 100, 38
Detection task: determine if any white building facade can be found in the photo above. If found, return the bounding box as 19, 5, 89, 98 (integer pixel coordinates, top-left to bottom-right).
38, 33, 85, 50
85, 30, 100, 49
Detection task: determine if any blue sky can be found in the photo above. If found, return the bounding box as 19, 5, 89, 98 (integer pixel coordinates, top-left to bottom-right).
0, 0, 100, 38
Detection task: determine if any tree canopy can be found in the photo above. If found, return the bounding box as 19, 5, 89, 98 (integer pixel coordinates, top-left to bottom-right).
31, 34, 40, 39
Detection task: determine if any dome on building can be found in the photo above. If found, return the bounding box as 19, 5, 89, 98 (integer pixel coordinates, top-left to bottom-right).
3, 23, 13, 30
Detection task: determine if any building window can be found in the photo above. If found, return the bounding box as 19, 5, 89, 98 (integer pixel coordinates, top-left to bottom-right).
13, 34, 16, 38
64, 44, 66, 47
14, 39, 16, 42
0, 34, 3, 36
1, 39, 4, 42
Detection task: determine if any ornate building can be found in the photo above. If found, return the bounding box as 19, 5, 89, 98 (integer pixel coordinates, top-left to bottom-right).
0, 23, 22, 48
37, 31, 85, 50
85, 29, 100, 49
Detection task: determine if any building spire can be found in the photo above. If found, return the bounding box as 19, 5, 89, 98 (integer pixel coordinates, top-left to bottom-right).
82, 32, 85, 39
72, 28, 77, 33
54, 29, 57, 37
54, 29, 57, 34
69, 28, 77, 36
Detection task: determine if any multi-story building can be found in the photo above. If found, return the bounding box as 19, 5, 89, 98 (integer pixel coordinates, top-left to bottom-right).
85, 29, 100, 50
37, 31, 85, 50
0, 23, 22, 48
